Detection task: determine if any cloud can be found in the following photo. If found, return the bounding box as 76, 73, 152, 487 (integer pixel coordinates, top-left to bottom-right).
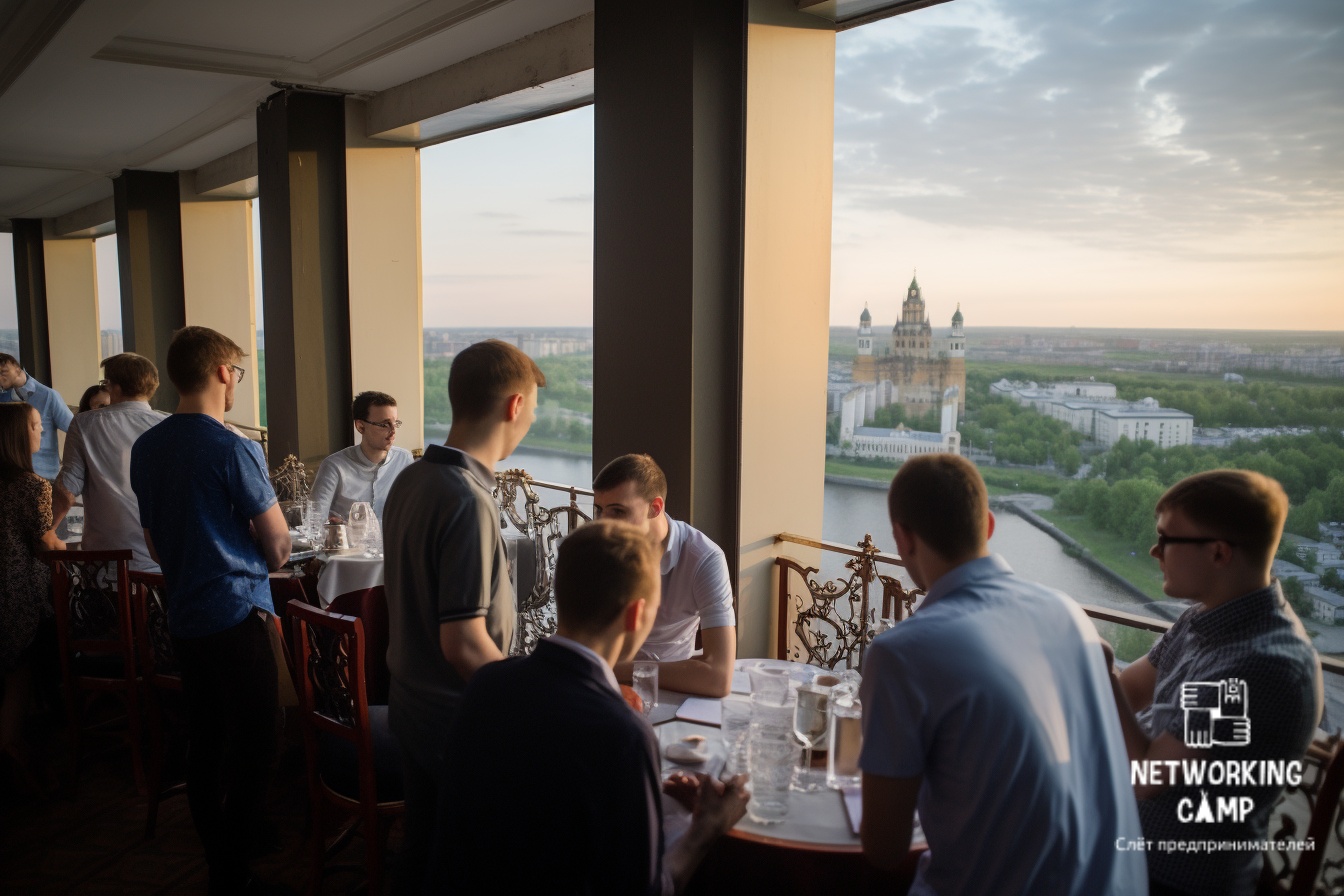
508, 228, 584, 238
475, 211, 521, 219
550, 193, 593, 203
832, 0, 1344, 258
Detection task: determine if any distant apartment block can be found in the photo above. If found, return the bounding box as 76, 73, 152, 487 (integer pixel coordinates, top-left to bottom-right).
422, 329, 593, 360
100, 330, 123, 358
990, 379, 1194, 448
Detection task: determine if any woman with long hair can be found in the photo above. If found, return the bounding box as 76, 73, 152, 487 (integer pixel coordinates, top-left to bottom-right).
77, 383, 111, 414
0, 402, 64, 784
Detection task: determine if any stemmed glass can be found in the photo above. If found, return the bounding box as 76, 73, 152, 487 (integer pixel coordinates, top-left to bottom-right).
792, 676, 832, 792
348, 502, 373, 551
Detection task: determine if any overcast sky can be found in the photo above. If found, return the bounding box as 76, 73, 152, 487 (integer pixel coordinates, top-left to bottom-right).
2, 0, 1340, 333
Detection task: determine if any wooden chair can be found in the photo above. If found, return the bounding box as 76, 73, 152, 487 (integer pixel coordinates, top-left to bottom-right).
128, 571, 187, 838
1260, 737, 1344, 895
326, 587, 390, 706
290, 600, 404, 896
47, 549, 144, 792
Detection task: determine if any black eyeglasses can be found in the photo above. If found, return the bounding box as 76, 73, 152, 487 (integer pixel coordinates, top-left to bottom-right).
229, 365, 245, 383
361, 419, 403, 431
1154, 534, 1233, 555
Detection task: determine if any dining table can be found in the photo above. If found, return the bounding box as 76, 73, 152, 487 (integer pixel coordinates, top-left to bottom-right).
652, 659, 926, 895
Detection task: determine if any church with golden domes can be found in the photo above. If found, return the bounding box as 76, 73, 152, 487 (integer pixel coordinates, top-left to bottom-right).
851, 274, 967, 419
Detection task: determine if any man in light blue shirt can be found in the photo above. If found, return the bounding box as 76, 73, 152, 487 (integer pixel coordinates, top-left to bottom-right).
0, 353, 73, 480
860, 454, 1146, 896
310, 390, 415, 522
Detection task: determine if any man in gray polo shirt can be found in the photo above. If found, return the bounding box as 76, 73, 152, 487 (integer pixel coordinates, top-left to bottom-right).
53, 352, 167, 571
310, 390, 414, 522
382, 339, 544, 893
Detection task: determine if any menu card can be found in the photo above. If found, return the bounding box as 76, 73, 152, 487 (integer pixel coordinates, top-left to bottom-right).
674, 697, 723, 726
841, 785, 862, 836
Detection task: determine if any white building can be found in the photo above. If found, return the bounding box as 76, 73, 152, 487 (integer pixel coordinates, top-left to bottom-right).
1306, 585, 1344, 624
1273, 559, 1321, 588
990, 379, 1193, 448
839, 385, 960, 460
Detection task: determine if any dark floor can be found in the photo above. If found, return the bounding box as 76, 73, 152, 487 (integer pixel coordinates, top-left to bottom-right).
0, 706, 391, 896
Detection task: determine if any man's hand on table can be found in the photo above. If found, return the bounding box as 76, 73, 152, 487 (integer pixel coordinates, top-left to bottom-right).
668, 773, 749, 833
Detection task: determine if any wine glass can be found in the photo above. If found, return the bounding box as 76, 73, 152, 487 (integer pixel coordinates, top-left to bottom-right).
792, 678, 831, 792
348, 502, 372, 549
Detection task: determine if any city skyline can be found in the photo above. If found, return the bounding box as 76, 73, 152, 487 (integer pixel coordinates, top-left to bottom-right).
1, 0, 1340, 334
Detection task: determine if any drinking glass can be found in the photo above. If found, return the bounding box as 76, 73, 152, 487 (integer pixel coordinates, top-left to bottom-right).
304, 499, 323, 544
747, 737, 800, 824
361, 515, 384, 557
826, 691, 863, 790
719, 694, 753, 781
632, 661, 658, 718
66, 509, 84, 538
348, 502, 373, 548
792, 679, 832, 792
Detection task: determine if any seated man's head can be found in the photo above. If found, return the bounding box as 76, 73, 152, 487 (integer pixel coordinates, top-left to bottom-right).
447, 340, 545, 458
165, 326, 246, 409
100, 352, 159, 403
555, 519, 662, 661
1151, 469, 1288, 600
887, 454, 993, 590
353, 391, 399, 451
592, 453, 667, 538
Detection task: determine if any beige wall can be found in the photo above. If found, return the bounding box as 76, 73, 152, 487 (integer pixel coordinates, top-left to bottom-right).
180, 198, 260, 426
737, 1, 835, 658
41, 237, 102, 409
346, 103, 425, 452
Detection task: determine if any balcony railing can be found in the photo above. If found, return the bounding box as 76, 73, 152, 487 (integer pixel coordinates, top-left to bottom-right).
492, 469, 592, 655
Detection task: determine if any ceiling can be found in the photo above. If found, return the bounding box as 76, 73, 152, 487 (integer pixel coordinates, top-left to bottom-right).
0, 0, 593, 222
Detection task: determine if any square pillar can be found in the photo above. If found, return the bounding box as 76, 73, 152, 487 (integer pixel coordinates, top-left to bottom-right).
179, 194, 261, 427
594, 0, 834, 658
114, 169, 187, 411
10, 218, 51, 384
738, 0, 835, 658
41, 231, 102, 407
257, 88, 353, 466
593, 0, 747, 575
345, 99, 425, 453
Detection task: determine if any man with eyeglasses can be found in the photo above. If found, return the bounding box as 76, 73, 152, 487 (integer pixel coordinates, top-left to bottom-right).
1105, 469, 1322, 896
309, 390, 415, 523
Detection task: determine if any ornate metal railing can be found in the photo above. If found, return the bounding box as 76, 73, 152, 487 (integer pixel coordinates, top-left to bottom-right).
773, 532, 923, 671
493, 469, 593, 655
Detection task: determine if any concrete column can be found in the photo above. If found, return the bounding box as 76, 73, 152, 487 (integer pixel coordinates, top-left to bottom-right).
40, 232, 102, 408
594, 0, 834, 658
10, 218, 51, 384
593, 0, 747, 581
113, 169, 187, 411
179, 194, 261, 427
345, 100, 425, 452
257, 88, 352, 467
737, 0, 835, 658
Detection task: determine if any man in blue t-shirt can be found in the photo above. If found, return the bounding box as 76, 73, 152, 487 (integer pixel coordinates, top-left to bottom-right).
860, 454, 1146, 896
131, 326, 291, 896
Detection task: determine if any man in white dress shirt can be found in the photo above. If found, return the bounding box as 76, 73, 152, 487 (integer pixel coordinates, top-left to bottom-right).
53, 352, 168, 572
310, 391, 415, 522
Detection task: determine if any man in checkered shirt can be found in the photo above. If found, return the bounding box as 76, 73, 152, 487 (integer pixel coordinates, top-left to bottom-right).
1107, 470, 1323, 896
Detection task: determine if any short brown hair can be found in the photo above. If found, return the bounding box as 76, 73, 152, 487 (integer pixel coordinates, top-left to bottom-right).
353, 391, 396, 421
0, 353, 18, 368
0, 402, 36, 481
101, 352, 159, 400
447, 340, 545, 423
593, 453, 668, 501
555, 519, 660, 634
1156, 470, 1288, 568
887, 454, 989, 561
165, 326, 245, 394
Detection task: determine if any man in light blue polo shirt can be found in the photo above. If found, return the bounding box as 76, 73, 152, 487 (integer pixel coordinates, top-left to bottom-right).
860, 454, 1146, 896
0, 353, 72, 480
593, 453, 736, 698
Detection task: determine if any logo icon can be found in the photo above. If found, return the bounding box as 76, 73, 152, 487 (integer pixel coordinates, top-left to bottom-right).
1181, 678, 1250, 749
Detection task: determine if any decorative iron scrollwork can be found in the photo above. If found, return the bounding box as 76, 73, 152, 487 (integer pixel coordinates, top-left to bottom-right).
305, 624, 355, 727
493, 469, 591, 656
143, 581, 178, 677
1263, 735, 1344, 890
775, 535, 923, 671
270, 454, 311, 504
67, 559, 121, 642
